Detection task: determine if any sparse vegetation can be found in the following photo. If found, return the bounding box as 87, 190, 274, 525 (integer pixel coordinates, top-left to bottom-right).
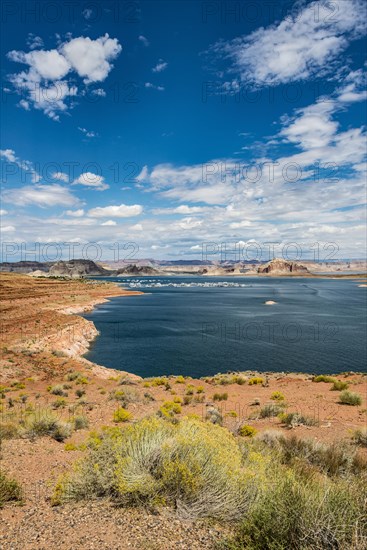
259, 403, 284, 418
352, 428, 367, 447
279, 412, 318, 427
270, 391, 285, 401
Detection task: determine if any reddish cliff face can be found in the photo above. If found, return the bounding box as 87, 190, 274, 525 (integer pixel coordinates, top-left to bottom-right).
258, 258, 309, 274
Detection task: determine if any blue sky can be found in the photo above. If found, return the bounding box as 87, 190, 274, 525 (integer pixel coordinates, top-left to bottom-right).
1, 0, 366, 262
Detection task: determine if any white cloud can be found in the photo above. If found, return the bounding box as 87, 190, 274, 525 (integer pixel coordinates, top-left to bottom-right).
0, 209, 8, 215
0, 225, 15, 232
66, 209, 84, 217
173, 205, 205, 214
130, 223, 143, 231
145, 82, 165, 91
0, 148, 40, 183
101, 220, 117, 226
78, 127, 98, 138
88, 204, 143, 217
2, 184, 78, 207
152, 59, 168, 73
27, 34, 44, 50
82, 8, 93, 20
73, 172, 109, 190
7, 34, 121, 119
52, 171, 69, 182
62, 34, 122, 83
91, 88, 106, 97
211, 0, 367, 86
138, 35, 150, 47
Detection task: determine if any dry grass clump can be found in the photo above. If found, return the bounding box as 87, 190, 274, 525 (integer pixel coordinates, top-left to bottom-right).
331, 380, 349, 391
352, 428, 367, 447
248, 377, 264, 386
259, 403, 284, 418
279, 412, 318, 427
24, 409, 73, 442
0, 470, 22, 508
52, 417, 265, 520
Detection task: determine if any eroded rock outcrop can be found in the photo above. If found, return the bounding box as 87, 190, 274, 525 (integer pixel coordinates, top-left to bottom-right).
258, 258, 309, 274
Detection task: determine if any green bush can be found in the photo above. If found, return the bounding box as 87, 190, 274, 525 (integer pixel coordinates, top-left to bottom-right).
52, 417, 265, 520
259, 403, 284, 418
73, 415, 89, 430
339, 391, 362, 406
0, 470, 22, 508
270, 391, 285, 401
248, 377, 264, 386
213, 392, 228, 401
221, 473, 367, 550
113, 407, 132, 423
238, 425, 257, 437
331, 380, 349, 391
50, 385, 68, 397
312, 375, 336, 383
279, 412, 318, 427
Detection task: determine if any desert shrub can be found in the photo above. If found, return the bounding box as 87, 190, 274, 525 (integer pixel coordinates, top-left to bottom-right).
270, 391, 285, 401
352, 428, 367, 447
158, 401, 182, 418
196, 386, 205, 393
213, 392, 228, 401
24, 410, 73, 442
175, 376, 186, 384
339, 391, 362, 406
50, 385, 67, 397
279, 412, 318, 427
248, 377, 263, 386
331, 380, 349, 391
0, 470, 22, 508
64, 443, 78, 451
52, 398, 67, 409
150, 377, 169, 387
0, 421, 19, 440
185, 385, 195, 395
312, 375, 336, 383
52, 417, 265, 520
226, 411, 238, 418
66, 371, 81, 381
183, 395, 193, 405
173, 396, 183, 404
75, 389, 86, 398
73, 416, 89, 430
113, 407, 132, 423
205, 406, 223, 426
144, 392, 155, 402
75, 376, 89, 385
221, 473, 367, 550
239, 425, 257, 437
110, 388, 138, 406
259, 403, 284, 418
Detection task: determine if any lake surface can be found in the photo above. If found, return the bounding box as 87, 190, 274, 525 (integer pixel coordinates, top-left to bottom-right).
83, 277, 367, 377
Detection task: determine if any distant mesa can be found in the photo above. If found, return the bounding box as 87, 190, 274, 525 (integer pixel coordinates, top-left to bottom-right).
258, 258, 309, 275
116, 264, 160, 276
49, 259, 108, 278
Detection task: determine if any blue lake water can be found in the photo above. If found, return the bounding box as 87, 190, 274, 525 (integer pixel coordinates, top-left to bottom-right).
83, 277, 367, 378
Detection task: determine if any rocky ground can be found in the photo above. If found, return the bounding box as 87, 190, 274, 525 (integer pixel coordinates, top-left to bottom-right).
0, 273, 366, 549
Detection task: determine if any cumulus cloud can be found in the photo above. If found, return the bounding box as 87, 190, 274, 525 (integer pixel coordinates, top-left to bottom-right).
7, 34, 121, 119
2, 184, 79, 207
88, 204, 143, 217
66, 209, 84, 217
101, 220, 117, 226
210, 0, 367, 86
73, 172, 109, 190
152, 59, 168, 73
